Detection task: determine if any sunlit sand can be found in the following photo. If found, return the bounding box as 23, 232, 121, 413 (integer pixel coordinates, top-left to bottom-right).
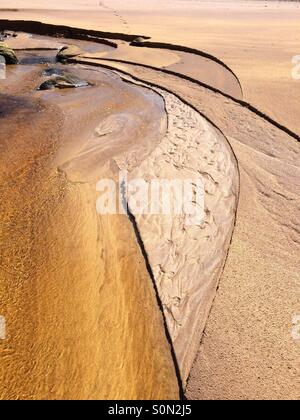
0, 0, 299, 400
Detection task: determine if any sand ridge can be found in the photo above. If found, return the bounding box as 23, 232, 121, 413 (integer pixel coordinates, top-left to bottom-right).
120, 79, 239, 385
74, 58, 300, 399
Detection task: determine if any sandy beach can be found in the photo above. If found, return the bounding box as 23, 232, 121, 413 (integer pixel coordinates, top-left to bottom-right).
0, 0, 299, 401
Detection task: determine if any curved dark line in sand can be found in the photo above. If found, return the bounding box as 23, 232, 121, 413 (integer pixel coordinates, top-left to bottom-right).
0, 19, 242, 95
77, 57, 300, 143
2, 19, 300, 142
120, 72, 240, 389
111, 71, 241, 391
13, 47, 59, 51
4, 20, 299, 142
0, 9, 19, 12
130, 40, 243, 97
126, 206, 185, 399
0, 19, 148, 44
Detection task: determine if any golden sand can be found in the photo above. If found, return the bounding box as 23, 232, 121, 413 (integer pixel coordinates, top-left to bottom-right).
0, 66, 179, 399
0, 0, 299, 401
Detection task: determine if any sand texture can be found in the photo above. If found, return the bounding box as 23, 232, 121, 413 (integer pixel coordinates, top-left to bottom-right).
0, 0, 299, 401
1, 1, 299, 132
123, 82, 238, 385
73, 58, 300, 399
0, 62, 179, 400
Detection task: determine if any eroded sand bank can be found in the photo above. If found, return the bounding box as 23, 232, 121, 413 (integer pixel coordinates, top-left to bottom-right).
0, 31, 240, 398
94, 60, 299, 400
122, 80, 238, 384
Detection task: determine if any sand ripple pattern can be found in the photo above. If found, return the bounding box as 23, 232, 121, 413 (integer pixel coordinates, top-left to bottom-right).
125, 88, 239, 384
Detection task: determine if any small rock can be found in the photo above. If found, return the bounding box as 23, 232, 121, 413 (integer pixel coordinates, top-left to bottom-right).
133, 37, 145, 43
57, 45, 84, 62
131, 37, 147, 45
38, 80, 57, 91
0, 43, 18, 64
38, 72, 90, 90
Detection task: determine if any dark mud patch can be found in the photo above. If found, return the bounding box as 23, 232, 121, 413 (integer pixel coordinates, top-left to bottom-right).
0, 93, 35, 118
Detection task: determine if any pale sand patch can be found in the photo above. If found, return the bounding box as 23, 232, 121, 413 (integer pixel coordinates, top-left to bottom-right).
85, 44, 181, 69
128, 87, 239, 385
166, 50, 243, 99
81, 48, 242, 98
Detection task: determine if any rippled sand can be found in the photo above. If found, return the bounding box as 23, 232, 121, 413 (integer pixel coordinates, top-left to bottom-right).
0, 0, 299, 401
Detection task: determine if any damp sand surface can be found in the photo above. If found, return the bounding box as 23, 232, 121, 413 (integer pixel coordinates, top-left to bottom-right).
0, 47, 179, 400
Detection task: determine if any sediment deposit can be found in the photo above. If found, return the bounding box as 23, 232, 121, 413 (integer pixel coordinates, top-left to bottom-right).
0, 1, 300, 400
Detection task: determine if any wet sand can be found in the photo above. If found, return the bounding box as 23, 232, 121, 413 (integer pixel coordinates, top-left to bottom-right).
1, 1, 298, 132
0, 53, 179, 399
0, 1, 299, 401
0, 31, 240, 399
